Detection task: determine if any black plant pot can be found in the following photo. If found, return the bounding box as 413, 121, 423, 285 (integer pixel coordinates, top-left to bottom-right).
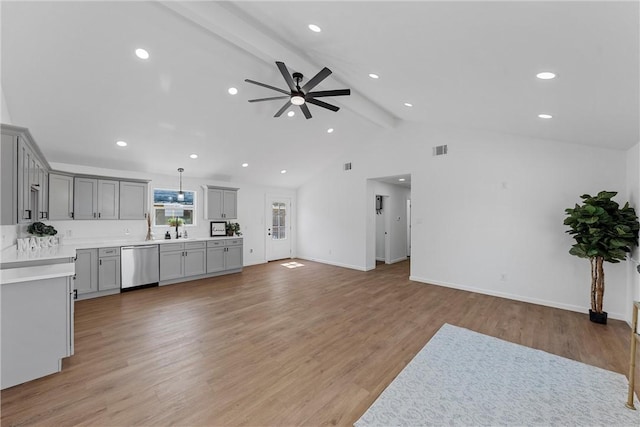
589, 309, 608, 324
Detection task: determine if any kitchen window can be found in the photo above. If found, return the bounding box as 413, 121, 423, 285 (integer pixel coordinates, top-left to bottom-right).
153, 188, 196, 226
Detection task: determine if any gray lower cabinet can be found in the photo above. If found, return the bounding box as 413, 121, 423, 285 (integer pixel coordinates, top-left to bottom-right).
160, 242, 206, 281
76, 247, 121, 296
206, 238, 243, 273
74, 248, 98, 295
206, 246, 225, 273
98, 247, 121, 291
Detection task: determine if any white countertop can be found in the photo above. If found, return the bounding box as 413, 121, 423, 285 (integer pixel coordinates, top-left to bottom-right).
1, 263, 75, 284
1, 244, 77, 264
0, 236, 243, 265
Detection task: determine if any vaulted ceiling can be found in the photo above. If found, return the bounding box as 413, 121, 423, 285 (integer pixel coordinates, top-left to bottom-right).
2, 1, 638, 188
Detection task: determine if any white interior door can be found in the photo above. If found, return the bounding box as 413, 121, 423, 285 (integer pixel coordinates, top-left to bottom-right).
266, 196, 291, 261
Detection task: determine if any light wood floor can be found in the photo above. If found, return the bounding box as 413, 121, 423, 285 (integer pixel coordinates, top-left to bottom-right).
1, 260, 636, 426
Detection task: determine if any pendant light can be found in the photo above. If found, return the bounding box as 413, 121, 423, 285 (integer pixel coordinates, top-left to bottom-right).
177, 167, 185, 202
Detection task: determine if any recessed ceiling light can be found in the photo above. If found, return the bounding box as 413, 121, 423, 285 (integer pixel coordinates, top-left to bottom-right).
116, 140, 127, 147
242, 163, 249, 168
536, 72, 556, 80
538, 114, 553, 119
308, 24, 321, 33
404, 103, 413, 107
280, 169, 287, 174
327, 128, 334, 133
135, 48, 149, 60
228, 87, 238, 95
189, 154, 198, 159
287, 111, 295, 117
399, 178, 406, 182
368, 73, 379, 79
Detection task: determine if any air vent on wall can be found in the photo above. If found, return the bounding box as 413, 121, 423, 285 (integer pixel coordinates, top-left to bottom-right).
433, 145, 448, 156
344, 162, 352, 171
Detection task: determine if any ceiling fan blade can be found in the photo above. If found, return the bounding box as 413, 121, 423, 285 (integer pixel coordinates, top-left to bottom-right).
276, 61, 297, 92
307, 98, 340, 112
274, 101, 291, 117
301, 67, 332, 93
248, 96, 290, 103
244, 79, 290, 95
300, 103, 312, 119
307, 89, 351, 98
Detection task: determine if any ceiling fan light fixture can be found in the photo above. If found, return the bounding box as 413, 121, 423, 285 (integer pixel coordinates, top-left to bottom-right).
291, 95, 305, 105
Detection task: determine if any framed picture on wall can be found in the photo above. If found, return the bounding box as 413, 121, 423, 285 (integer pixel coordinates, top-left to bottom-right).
210, 221, 226, 236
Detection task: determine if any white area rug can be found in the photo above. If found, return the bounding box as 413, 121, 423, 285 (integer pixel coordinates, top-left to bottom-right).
355, 324, 640, 426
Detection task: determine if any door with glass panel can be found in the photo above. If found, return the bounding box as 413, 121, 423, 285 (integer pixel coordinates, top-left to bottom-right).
266, 197, 291, 261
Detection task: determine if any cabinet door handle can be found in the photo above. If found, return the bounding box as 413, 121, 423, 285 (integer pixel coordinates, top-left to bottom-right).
93, 212, 96, 218
98, 213, 101, 218
24, 209, 31, 219
99, 259, 102, 266
71, 212, 74, 219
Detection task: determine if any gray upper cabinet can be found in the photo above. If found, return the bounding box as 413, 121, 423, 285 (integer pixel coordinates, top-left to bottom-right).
1, 124, 49, 225
48, 173, 74, 220
97, 179, 119, 219
73, 177, 98, 220
205, 186, 238, 220
119, 181, 148, 220
73, 178, 120, 220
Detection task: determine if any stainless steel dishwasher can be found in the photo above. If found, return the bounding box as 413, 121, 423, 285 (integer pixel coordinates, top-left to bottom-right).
120, 244, 160, 289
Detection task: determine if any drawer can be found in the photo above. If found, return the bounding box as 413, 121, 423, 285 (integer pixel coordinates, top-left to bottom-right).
185, 241, 206, 250
160, 242, 184, 252
207, 240, 225, 248
226, 238, 243, 246
99, 247, 119, 257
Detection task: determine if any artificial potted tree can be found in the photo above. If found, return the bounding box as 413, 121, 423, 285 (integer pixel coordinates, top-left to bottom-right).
564, 191, 639, 324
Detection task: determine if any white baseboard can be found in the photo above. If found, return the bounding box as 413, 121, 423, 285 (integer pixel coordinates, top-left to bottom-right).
297, 256, 368, 272
409, 275, 626, 321
389, 256, 407, 264
243, 260, 267, 267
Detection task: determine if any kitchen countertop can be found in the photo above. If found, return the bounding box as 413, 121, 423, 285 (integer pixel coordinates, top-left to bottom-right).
1, 263, 76, 284
0, 236, 242, 266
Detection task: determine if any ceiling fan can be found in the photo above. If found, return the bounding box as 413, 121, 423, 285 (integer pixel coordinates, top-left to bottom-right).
245, 61, 351, 119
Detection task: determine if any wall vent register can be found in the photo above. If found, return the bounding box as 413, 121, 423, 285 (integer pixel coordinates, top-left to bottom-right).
433, 145, 448, 156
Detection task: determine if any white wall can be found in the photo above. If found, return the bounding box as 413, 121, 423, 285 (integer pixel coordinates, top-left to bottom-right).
296, 122, 630, 319
5, 162, 296, 266
1, 85, 12, 125
626, 143, 640, 321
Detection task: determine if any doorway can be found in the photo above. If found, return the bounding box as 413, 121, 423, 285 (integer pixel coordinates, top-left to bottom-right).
366, 175, 411, 272
266, 196, 292, 261
375, 195, 390, 264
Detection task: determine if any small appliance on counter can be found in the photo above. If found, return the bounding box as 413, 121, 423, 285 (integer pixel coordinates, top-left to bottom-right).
164, 231, 171, 239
